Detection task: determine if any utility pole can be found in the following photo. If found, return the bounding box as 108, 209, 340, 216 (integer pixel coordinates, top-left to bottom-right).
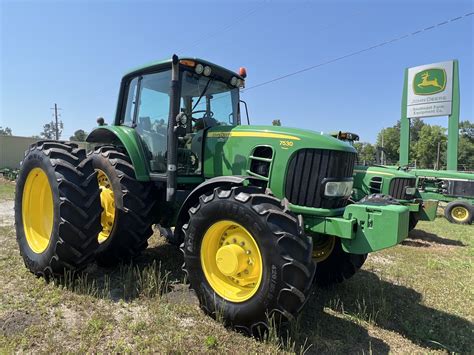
381, 129, 385, 165
436, 141, 441, 170
50, 103, 62, 140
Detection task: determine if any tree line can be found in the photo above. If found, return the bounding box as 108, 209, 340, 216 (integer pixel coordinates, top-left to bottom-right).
1, 120, 88, 142
354, 119, 474, 170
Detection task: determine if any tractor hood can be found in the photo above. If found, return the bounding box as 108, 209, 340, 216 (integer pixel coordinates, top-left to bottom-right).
206, 125, 356, 153
353, 165, 416, 179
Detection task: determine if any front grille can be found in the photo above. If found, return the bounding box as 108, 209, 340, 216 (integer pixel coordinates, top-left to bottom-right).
389, 178, 416, 199
369, 176, 383, 194
285, 149, 356, 209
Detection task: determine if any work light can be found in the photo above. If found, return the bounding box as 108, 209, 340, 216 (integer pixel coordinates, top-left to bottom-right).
195, 64, 204, 75
324, 180, 353, 198
203, 66, 212, 76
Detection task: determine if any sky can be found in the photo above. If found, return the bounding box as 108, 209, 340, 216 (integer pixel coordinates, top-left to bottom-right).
0, 0, 472, 143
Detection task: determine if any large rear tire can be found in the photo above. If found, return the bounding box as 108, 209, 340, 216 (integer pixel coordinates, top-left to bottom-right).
15, 141, 102, 277
182, 186, 315, 336
89, 145, 157, 266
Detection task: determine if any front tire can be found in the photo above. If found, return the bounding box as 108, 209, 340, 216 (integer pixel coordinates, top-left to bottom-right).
89, 145, 157, 266
182, 186, 315, 336
15, 141, 102, 277
313, 238, 367, 287
313, 193, 400, 287
444, 200, 473, 224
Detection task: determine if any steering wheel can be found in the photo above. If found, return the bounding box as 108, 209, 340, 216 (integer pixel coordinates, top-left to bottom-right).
191, 110, 214, 122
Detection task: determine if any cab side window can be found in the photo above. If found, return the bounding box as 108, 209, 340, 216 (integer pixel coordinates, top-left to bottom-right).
123, 77, 139, 127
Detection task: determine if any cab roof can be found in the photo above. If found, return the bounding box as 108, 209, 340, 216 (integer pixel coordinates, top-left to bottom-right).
123, 56, 245, 80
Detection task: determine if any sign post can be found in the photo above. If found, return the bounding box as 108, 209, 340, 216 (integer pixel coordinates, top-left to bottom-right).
399, 60, 460, 170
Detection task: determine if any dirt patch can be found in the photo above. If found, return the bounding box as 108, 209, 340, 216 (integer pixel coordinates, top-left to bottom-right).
0, 200, 14, 227
0, 310, 40, 337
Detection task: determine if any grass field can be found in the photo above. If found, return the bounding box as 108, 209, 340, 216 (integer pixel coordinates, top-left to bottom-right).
0, 180, 472, 353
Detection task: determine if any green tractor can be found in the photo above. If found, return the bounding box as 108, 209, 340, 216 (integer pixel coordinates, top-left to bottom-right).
330, 131, 438, 231
15, 56, 412, 335
410, 169, 474, 224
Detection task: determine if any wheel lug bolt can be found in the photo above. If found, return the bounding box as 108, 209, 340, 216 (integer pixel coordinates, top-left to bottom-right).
233, 238, 237, 243
244, 270, 249, 274
246, 250, 251, 255
240, 242, 245, 246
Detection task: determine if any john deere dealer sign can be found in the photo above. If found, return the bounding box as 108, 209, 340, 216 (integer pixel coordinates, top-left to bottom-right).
407, 60, 453, 118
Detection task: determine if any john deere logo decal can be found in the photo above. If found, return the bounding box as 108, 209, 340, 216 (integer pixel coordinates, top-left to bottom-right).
413, 68, 446, 95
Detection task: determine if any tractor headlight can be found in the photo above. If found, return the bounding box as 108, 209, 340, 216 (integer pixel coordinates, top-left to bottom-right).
195, 64, 204, 75
203, 66, 212, 76
405, 187, 416, 196
324, 180, 353, 197
231, 76, 238, 86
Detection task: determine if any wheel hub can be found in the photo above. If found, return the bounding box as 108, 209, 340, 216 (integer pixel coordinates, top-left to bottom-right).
312, 235, 335, 263
200, 220, 263, 302
215, 244, 247, 276
452, 206, 468, 222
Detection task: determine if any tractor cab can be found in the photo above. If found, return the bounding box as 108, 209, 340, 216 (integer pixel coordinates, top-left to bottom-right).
117, 57, 244, 178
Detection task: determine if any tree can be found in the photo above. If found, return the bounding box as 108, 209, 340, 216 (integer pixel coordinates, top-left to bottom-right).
413, 125, 447, 168
0, 126, 12, 136
458, 120, 474, 170
272, 119, 281, 126
40, 120, 63, 140
69, 129, 88, 142
376, 126, 400, 164
354, 142, 376, 165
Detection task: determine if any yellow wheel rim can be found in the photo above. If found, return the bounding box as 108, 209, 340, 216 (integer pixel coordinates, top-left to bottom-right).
200, 220, 263, 303
97, 169, 116, 243
22, 168, 54, 254
451, 206, 469, 223
312, 235, 335, 263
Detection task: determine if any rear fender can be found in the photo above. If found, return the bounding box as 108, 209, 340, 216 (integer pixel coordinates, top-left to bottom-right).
87, 126, 150, 181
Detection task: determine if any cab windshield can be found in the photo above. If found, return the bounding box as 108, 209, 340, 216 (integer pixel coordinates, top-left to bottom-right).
180, 70, 240, 128
122, 67, 240, 175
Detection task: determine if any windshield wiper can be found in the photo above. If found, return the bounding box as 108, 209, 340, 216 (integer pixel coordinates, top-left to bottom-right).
192, 78, 213, 111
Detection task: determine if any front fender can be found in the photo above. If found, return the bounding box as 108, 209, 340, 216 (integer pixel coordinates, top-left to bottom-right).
87, 126, 150, 181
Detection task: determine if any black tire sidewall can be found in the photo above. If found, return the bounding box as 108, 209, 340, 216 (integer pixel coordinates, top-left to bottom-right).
15, 149, 61, 272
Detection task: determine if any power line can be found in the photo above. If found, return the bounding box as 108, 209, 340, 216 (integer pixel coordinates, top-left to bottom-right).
243, 11, 474, 92
176, 1, 268, 54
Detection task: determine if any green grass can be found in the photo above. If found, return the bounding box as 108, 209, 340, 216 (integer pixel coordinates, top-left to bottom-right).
0, 180, 472, 353
0, 180, 15, 200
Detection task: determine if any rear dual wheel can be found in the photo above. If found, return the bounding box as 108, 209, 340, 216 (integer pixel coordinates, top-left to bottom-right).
183, 186, 315, 336
15, 141, 102, 276
89, 146, 157, 266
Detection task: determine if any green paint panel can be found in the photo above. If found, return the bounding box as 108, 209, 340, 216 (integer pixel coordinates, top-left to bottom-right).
203, 125, 355, 199
341, 203, 409, 254
415, 199, 439, 221
87, 126, 150, 181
